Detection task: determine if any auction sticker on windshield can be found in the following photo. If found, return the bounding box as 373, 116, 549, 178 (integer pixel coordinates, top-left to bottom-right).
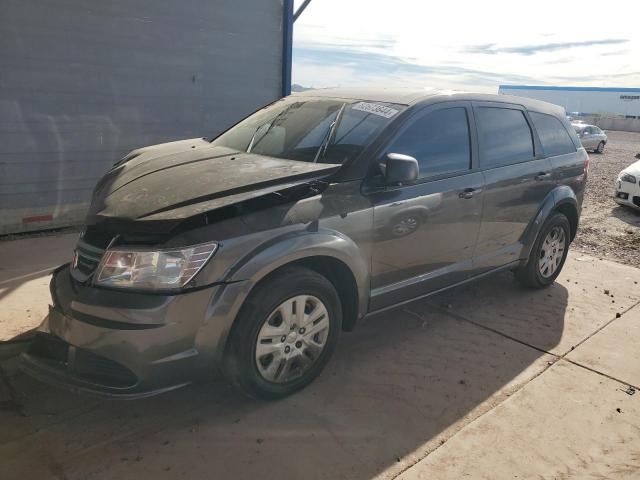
352, 102, 399, 118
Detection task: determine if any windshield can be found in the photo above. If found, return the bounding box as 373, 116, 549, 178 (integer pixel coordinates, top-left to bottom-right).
211, 97, 405, 165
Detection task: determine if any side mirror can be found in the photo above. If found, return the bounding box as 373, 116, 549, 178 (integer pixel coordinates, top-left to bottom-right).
382, 153, 419, 185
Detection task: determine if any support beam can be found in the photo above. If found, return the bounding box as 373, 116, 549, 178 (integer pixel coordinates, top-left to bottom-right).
294, 0, 313, 22
281, 0, 294, 97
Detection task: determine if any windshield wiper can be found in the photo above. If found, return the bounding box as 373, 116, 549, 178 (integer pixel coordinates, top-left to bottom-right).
247, 104, 295, 153
246, 124, 266, 153
313, 103, 347, 163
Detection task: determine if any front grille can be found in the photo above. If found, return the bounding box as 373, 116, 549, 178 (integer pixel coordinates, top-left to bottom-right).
73, 239, 104, 277
633, 196, 640, 207
28, 333, 138, 388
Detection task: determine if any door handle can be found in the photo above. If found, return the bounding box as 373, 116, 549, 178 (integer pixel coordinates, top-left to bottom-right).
458, 187, 481, 199
535, 172, 551, 181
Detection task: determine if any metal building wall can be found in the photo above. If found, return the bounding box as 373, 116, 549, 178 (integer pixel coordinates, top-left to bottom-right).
0, 0, 289, 234
499, 86, 640, 117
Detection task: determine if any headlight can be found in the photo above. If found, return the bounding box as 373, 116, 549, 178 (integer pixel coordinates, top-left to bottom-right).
621, 173, 637, 184
95, 241, 218, 290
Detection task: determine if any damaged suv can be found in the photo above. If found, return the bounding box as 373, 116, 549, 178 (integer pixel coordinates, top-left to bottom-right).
21, 88, 588, 399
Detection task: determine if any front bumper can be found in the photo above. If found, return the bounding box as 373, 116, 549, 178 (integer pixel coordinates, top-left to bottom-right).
614, 180, 640, 210
20, 265, 250, 398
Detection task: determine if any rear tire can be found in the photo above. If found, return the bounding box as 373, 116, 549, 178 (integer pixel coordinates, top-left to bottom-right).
595, 141, 605, 154
516, 212, 570, 289
224, 266, 341, 400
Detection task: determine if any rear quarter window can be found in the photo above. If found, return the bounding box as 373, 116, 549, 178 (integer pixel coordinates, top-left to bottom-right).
476, 107, 534, 169
529, 112, 576, 157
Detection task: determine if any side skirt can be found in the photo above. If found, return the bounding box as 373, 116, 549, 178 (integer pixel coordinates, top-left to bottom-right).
364, 260, 521, 318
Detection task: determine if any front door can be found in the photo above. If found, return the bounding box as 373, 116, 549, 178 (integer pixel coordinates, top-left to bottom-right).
367, 102, 484, 311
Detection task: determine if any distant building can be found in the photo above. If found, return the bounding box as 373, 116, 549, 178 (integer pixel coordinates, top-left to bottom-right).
498, 85, 640, 119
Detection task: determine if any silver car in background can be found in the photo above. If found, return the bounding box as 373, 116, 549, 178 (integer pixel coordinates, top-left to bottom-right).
573, 123, 607, 153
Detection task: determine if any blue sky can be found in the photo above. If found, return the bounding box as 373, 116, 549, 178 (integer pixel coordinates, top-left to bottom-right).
292, 0, 640, 93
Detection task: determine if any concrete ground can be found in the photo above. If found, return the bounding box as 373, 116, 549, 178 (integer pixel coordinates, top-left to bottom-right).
1, 233, 640, 479
0, 232, 79, 342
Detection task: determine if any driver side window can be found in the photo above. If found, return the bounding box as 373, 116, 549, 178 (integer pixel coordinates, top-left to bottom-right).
387, 107, 471, 178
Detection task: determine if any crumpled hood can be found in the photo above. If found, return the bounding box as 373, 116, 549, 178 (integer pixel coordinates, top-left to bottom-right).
87, 138, 338, 222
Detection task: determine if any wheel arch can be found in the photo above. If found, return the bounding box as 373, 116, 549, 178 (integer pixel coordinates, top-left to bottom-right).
554, 201, 579, 242
521, 186, 580, 259
225, 230, 369, 331
241, 256, 361, 333
218, 253, 362, 373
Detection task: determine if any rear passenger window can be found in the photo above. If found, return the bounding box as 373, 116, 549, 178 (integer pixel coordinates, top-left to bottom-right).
529, 112, 576, 157
387, 107, 471, 178
476, 107, 534, 168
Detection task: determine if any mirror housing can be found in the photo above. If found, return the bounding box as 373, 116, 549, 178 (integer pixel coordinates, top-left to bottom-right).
383, 153, 419, 185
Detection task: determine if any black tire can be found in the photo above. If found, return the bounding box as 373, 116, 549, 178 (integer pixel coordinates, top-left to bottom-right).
516, 212, 571, 289
595, 141, 605, 154
224, 266, 342, 400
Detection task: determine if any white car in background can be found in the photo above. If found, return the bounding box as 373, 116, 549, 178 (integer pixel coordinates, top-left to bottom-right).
614, 159, 640, 210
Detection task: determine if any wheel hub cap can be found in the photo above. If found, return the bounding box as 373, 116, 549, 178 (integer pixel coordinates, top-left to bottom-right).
255, 295, 330, 383
538, 226, 566, 278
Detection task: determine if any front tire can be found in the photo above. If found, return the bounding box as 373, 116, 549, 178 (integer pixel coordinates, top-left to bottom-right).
224, 266, 342, 400
516, 212, 570, 288
595, 141, 605, 154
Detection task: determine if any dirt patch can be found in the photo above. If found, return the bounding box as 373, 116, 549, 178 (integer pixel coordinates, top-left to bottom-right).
574, 130, 640, 267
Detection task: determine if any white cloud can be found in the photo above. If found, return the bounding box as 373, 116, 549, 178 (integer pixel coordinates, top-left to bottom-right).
292, 0, 640, 92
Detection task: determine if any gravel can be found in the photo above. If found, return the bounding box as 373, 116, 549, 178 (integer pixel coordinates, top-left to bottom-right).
573, 130, 640, 267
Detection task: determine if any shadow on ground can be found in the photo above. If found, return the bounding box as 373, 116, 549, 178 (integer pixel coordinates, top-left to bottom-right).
611, 204, 640, 227
0, 271, 567, 480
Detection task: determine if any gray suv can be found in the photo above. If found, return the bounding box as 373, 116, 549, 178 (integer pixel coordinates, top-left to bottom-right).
21, 88, 588, 399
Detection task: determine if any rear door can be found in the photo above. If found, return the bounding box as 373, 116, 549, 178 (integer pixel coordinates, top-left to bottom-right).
368, 102, 484, 311
472, 102, 555, 271
529, 111, 585, 201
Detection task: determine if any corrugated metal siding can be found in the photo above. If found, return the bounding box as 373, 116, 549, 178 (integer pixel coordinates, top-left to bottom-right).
498, 86, 640, 117
0, 0, 285, 234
